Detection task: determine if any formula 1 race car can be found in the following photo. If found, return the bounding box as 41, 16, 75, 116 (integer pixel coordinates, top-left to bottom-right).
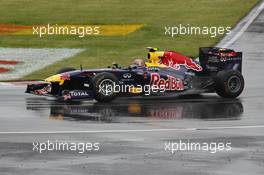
26, 47, 244, 102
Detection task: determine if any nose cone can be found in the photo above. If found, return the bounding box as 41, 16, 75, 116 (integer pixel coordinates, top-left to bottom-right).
45, 74, 64, 85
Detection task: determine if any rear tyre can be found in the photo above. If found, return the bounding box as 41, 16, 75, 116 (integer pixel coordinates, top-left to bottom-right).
214, 70, 244, 98
56, 67, 76, 74
93, 73, 119, 102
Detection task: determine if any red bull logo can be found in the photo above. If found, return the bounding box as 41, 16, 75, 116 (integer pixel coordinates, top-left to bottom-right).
150, 73, 184, 91
60, 73, 71, 81
160, 51, 203, 72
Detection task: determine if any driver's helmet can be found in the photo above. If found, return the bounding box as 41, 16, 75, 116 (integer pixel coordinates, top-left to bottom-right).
146, 47, 164, 65
132, 58, 145, 67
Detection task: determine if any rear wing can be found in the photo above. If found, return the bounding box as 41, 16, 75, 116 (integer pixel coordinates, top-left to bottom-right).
199, 47, 242, 73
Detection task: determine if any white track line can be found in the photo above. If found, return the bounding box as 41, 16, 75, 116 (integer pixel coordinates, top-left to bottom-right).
0, 125, 264, 134
222, 1, 264, 47
0, 82, 16, 87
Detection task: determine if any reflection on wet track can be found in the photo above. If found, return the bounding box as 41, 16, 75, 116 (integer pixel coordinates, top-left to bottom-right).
26, 96, 243, 123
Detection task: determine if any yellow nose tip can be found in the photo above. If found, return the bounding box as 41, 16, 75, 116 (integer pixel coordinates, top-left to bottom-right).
45, 74, 65, 85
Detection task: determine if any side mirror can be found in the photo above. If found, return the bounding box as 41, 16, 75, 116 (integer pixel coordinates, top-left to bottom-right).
129, 65, 137, 70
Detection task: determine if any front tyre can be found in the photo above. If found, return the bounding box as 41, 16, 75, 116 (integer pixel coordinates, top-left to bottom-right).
215, 70, 244, 98
93, 73, 119, 102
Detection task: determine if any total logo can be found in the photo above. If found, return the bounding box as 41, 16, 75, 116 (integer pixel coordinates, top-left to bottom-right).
70, 91, 90, 97
63, 90, 90, 100
150, 73, 184, 91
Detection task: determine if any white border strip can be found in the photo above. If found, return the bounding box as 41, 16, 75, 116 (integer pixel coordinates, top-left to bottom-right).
0, 125, 264, 134
220, 0, 264, 48
0, 82, 16, 87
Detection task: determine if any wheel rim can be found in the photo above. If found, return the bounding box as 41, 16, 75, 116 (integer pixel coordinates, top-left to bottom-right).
227, 75, 241, 93
98, 79, 115, 96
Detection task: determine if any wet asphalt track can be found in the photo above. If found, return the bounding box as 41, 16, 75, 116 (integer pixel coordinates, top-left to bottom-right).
1, 5, 264, 175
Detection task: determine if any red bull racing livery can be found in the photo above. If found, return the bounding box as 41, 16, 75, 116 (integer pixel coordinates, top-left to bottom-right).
26, 47, 244, 102
150, 73, 184, 91
160, 51, 203, 72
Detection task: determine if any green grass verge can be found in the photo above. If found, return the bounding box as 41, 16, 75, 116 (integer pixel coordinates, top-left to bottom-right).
0, 0, 259, 80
